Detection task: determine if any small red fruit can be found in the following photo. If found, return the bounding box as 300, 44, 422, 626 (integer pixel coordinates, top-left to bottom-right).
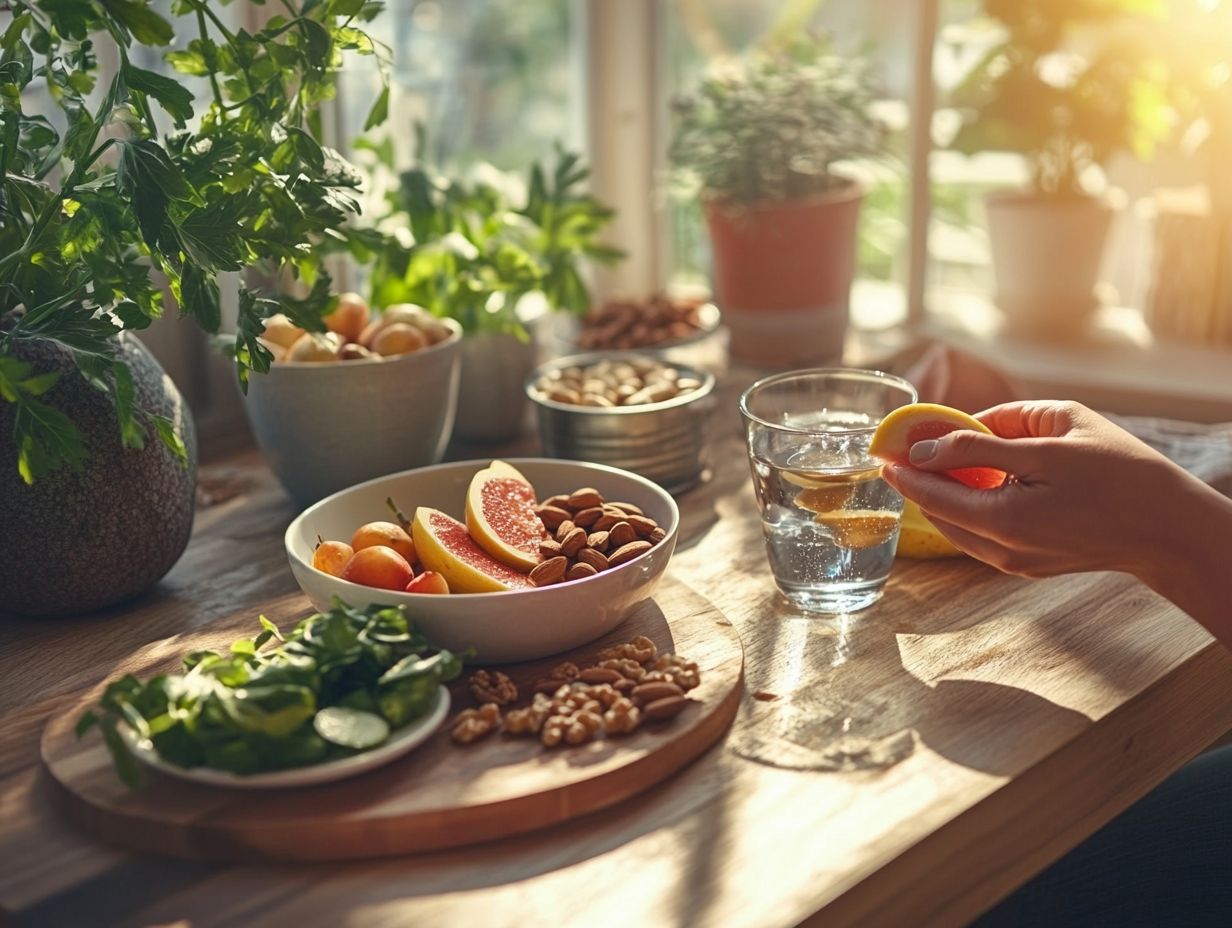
342, 545, 414, 591
405, 570, 450, 595
313, 539, 353, 577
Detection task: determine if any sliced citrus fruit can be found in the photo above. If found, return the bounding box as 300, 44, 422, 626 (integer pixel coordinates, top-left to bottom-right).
896, 499, 964, 559
412, 507, 533, 593
816, 509, 900, 549
869, 402, 1007, 489
464, 460, 544, 571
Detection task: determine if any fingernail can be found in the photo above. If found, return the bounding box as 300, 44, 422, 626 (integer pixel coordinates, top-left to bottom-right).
909, 440, 938, 464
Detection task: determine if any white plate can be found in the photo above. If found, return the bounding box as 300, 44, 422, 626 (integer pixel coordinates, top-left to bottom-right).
118, 687, 450, 789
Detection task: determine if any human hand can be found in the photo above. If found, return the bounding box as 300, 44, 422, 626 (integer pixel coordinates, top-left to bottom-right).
880, 401, 1196, 578
881, 400, 1232, 645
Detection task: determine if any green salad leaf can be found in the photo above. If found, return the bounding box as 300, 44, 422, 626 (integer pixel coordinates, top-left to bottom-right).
80, 600, 460, 786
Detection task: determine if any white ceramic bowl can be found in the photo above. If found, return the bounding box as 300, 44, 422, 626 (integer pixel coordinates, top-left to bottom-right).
244, 319, 463, 504
285, 458, 680, 663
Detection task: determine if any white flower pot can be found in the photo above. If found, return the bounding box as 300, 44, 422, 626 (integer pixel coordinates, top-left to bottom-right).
985, 191, 1116, 336
452, 331, 537, 443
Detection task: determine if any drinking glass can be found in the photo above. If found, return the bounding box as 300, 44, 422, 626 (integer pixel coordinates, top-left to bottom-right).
739, 368, 918, 614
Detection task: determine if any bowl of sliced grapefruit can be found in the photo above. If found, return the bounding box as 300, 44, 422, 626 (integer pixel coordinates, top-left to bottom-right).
285, 459, 679, 663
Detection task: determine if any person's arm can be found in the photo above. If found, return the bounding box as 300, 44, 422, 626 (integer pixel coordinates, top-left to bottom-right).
880, 401, 1232, 649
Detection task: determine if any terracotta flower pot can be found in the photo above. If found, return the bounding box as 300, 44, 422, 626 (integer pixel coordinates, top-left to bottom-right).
705, 182, 863, 367
985, 191, 1117, 337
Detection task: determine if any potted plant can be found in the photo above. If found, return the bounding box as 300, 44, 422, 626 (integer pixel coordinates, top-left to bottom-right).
951, 0, 1170, 335
352, 139, 621, 442
0, 1, 385, 614
670, 38, 884, 368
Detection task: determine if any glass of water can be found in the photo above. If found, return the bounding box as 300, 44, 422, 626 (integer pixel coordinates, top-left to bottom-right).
739, 368, 918, 614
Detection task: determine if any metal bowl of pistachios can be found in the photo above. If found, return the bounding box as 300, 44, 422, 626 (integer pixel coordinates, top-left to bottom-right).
526, 352, 716, 493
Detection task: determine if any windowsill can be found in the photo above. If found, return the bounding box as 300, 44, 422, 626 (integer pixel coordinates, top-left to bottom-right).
917, 290, 1232, 423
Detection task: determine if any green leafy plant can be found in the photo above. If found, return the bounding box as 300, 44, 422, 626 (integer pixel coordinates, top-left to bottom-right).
669, 37, 885, 204
348, 133, 622, 336
950, 0, 1172, 197
78, 600, 461, 786
0, 0, 388, 483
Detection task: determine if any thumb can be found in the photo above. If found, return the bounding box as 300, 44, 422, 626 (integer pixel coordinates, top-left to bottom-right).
908, 429, 1043, 477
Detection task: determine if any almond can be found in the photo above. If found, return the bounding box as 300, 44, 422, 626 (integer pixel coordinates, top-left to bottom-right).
543, 494, 572, 509
586, 530, 610, 552
608, 540, 652, 567
649, 527, 666, 544
554, 519, 576, 543
642, 695, 689, 721
608, 501, 645, 516
536, 505, 571, 531
608, 521, 637, 548
567, 487, 604, 511
572, 506, 605, 528
627, 515, 659, 537
539, 538, 563, 559
529, 556, 568, 587
632, 681, 684, 704
577, 666, 623, 684
593, 513, 621, 532
560, 527, 587, 557
577, 547, 609, 571
567, 561, 598, 582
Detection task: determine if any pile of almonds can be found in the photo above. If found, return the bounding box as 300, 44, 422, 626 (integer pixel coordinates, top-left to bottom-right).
532, 356, 704, 409
530, 487, 667, 587
576, 294, 708, 351
260, 297, 452, 364
451, 635, 701, 747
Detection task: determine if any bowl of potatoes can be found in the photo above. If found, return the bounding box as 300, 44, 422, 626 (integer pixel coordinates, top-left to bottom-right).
244, 296, 463, 504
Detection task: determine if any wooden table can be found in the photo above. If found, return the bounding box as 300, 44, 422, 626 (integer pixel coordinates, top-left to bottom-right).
3, 367, 1231, 928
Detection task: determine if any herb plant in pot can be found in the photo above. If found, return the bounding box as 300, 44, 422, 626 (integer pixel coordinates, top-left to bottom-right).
0, 1, 385, 614
671, 40, 884, 368
358, 143, 621, 443
951, 0, 1170, 336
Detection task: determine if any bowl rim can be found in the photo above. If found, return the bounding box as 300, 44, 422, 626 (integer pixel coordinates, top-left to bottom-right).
285, 457, 681, 601
269, 317, 463, 371
525, 351, 716, 415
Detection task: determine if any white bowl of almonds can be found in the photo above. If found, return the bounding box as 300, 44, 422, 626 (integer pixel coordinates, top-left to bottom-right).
526, 352, 716, 493
286, 458, 679, 663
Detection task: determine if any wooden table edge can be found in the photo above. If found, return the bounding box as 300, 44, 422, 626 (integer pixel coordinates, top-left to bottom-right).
803, 639, 1232, 928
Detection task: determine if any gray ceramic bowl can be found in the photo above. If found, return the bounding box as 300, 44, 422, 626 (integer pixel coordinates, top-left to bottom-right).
244, 319, 462, 504
526, 351, 716, 493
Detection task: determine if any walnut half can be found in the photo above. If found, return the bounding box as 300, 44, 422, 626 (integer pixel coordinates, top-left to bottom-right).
469, 669, 518, 706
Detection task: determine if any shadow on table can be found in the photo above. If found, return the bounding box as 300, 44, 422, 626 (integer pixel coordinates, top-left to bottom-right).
727, 565, 1093, 778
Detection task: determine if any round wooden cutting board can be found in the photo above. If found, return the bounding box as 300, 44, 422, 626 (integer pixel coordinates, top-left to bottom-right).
41, 578, 743, 862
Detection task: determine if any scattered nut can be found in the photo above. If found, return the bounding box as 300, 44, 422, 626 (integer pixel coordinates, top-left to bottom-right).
451, 703, 502, 744
469, 670, 518, 706
631, 681, 684, 705
577, 666, 624, 685
598, 635, 657, 664
642, 695, 689, 722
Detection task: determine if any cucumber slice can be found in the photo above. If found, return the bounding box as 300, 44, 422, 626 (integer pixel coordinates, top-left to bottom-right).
313, 707, 390, 750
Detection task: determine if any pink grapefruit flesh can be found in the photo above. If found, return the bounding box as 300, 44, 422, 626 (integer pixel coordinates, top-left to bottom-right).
412, 507, 533, 594
464, 460, 545, 571
869, 402, 1007, 490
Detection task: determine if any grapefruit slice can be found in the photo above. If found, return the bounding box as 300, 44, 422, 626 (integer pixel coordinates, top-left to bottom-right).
869, 403, 1007, 489
464, 460, 544, 571
412, 507, 533, 594
896, 500, 964, 559
815, 509, 900, 550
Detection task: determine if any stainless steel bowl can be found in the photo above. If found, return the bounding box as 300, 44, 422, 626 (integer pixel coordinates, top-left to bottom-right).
526, 352, 716, 493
